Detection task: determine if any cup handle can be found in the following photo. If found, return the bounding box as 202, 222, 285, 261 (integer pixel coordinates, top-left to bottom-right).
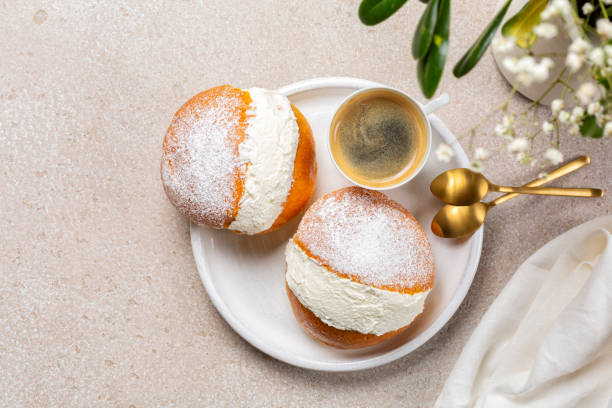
422, 93, 450, 115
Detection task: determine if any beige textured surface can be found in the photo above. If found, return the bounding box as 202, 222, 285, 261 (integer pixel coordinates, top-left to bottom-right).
1, 1, 610, 406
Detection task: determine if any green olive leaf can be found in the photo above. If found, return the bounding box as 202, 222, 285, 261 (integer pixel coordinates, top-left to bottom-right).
417, 0, 450, 98
359, 0, 410, 26
501, 0, 547, 48
453, 0, 513, 78
579, 115, 604, 138
412, 0, 440, 59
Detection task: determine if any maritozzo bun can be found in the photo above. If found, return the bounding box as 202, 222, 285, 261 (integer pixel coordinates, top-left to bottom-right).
161, 85, 316, 234
285, 186, 434, 349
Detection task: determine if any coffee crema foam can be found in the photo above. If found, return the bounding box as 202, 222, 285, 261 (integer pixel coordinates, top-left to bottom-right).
330, 89, 428, 188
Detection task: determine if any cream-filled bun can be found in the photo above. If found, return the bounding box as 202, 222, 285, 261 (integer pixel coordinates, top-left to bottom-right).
161, 85, 316, 234
285, 186, 434, 349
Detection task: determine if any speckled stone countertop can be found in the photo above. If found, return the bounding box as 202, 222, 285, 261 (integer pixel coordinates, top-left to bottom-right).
1, 1, 610, 406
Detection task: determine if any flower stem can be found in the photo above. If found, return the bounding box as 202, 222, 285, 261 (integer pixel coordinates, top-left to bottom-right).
599, 0, 610, 19
519, 68, 569, 117
558, 79, 575, 92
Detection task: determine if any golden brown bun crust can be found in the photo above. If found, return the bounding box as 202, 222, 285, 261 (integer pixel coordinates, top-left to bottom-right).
161, 85, 250, 228
286, 282, 407, 349
263, 105, 317, 233
294, 186, 434, 294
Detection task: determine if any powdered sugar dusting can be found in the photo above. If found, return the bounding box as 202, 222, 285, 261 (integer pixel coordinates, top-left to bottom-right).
161, 87, 248, 228
295, 187, 434, 293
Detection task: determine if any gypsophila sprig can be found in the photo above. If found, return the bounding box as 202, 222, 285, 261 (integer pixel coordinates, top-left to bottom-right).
544, 147, 564, 164
359, 0, 610, 170
435, 143, 455, 163
582, 2, 595, 14
458, 0, 611, 170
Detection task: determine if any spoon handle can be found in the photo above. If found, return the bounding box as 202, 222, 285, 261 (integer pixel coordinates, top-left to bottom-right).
491, 156, 591, 206
495, 186, 603, 197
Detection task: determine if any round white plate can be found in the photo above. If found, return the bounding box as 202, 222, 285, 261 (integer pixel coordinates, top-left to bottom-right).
190, 77, 483, 371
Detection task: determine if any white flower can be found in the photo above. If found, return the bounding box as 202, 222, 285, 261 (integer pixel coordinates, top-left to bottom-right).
569, 124, 580, 135
516, 56, 537, 75
568, 38, 591, 54
474, 147, 489, 161
597, 19, 612, 39
493, 36, 516, 53
571, 106, 585, 122
544, 147, 564, 165
534, 23, 558, 38
551, 99, 564, 115
543, 0, 572, 18
541, 57, 554, 69
605, 0, 612, 4
587, 101, 602, 115
532, 58, 554, 83
494, 114, 516, 139
542, 121, 554, 133
533, 58, 554, 82
494, 123, 507, 137
502, 57, 520, 73
604, 45, 612, 57
516, 56, 535, 70
503, 56, 554, 86
604, 122, 612, 137
589, 47, 605, 67
508, 137, 529, 153
576, 82, 599, 105
435, 143, 455, 163
582, 2, 595, 14
566, 52, 585, 72
515, 152, 527, 163
502, 114, 514, 128
493, 123, 506, 136
530, 65, 548, 82
558, 110, 571, 123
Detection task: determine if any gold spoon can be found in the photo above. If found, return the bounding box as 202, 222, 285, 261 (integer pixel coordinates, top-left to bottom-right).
431, 156, 597, 238
430, 167, 603, 206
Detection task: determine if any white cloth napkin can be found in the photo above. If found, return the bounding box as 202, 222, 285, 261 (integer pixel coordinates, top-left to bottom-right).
435, 215, 612, 408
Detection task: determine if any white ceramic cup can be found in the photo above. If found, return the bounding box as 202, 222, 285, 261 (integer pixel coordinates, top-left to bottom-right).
328, 87, 449, 190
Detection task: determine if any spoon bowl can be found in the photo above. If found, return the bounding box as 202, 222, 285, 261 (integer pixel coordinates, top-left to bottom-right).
430, 168, 490, 205
432, 202, 489, 238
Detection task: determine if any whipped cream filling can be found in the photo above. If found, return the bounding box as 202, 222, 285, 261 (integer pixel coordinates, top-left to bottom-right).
285, 240, 430, 336
229, 88, 300, 234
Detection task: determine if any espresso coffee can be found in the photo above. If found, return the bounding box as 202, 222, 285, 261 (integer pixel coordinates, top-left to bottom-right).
330, 89, 428, 188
